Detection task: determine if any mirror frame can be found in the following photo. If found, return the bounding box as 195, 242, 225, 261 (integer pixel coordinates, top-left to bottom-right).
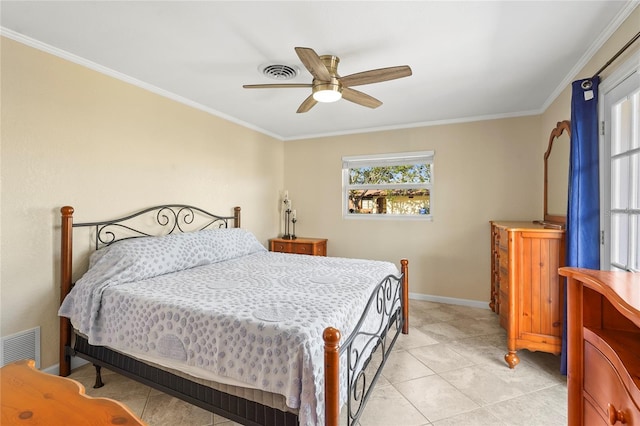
543, 120, 571, 225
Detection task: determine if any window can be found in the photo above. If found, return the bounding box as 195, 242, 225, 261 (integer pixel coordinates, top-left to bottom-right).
601, 52, 640, 272
342, 151, 433, 218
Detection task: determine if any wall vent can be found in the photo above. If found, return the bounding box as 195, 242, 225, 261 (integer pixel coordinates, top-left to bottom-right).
1, 326, 41, 369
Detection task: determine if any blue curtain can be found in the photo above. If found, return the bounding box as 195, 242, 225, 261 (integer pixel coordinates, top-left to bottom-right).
560, 77, 601, 375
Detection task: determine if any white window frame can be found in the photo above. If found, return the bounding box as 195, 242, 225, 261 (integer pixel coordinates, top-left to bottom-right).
342, 150, 434, 220
599, 49, 640, 272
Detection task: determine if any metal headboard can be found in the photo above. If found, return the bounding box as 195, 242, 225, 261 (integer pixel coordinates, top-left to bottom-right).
73, 204, 242, 250
59, 204, 241, 376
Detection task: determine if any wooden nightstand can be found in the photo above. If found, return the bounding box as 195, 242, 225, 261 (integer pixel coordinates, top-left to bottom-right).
1, 359, 146, 425
269, 237, 327, 256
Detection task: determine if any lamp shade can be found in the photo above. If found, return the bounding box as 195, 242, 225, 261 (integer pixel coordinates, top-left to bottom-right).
312, 79, 342, 103
313, 89, 342, 103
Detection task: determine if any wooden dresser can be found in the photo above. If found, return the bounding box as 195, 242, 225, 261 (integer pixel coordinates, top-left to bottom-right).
269, 237, 327, 256
490, 221, 565, 368
1, 359, 145, 425
560, 267, 640, 425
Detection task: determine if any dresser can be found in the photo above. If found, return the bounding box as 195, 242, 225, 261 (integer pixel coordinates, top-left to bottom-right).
560, 267, 640, 425
269, 237, 327, 256
1, 359, 145, 425
490, 221, 565, 368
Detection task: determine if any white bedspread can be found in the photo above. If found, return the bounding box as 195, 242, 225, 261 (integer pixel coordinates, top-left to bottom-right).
59, 229, 400, 425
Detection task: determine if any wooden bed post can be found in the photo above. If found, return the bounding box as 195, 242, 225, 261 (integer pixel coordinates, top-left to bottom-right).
59, 206, 74, 376
323, 326, 341, 426
233, 206, 241, 228
401, 259, 409, 334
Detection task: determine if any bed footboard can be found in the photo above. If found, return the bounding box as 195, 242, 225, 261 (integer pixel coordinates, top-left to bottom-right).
324, 259, 409, 426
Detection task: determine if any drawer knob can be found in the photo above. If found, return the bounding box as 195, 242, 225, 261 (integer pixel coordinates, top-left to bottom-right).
608, 403, 627, 425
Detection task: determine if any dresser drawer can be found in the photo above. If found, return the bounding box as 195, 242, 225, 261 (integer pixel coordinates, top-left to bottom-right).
498, 267, 509, 326
499, 267, 509, 292
584, 340, 639, 424
499, 290, 509, 327
269, 238, 327, 256
498, 229, 508, 249
271, 241, 291, 253
294, 243, 314, 255
498, 248, 509, 271
583, 398, 608, 426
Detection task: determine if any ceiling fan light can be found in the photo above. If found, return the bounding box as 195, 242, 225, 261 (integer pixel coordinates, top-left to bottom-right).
313, 89, 342, 103
312, 79, 343, 103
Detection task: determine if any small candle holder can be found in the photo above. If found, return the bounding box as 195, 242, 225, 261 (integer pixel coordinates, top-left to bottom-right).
283, 208, 292, 239
291, 218, 297, 240
283, 198, 292, 239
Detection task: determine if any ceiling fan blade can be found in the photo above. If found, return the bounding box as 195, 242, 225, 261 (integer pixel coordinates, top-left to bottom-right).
342, 88, 382, 109
243, 84, 312, 89
296, 95, 318, 113
295, 47, 332, 82
340, 66, 412, 87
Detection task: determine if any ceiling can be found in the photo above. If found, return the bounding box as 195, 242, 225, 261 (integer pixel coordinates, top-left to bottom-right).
1, 1, 637, 141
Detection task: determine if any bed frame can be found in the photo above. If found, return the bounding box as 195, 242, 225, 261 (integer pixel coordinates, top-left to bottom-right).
59, 204, 409, 426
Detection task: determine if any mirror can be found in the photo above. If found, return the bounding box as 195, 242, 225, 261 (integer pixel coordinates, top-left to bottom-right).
543, 120, 571, 225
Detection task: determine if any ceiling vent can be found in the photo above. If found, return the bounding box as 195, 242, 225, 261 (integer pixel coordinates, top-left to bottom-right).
260, 64, 299, 80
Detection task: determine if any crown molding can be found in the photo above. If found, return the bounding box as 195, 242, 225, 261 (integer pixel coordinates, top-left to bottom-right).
283, 108, 542, 141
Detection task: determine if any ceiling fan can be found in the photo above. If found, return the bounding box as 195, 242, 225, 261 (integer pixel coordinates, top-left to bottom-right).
243, 47, 412, 113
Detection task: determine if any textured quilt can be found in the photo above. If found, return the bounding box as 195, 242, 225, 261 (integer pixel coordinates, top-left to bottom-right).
59, 228, 400, 425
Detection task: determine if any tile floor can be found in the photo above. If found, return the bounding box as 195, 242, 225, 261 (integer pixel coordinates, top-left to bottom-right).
69, 300, 567, 425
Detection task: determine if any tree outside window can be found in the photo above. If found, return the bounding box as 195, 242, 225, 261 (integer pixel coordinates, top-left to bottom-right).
343, 151, 433, 218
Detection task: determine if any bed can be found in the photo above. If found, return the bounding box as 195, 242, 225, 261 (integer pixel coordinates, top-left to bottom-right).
58, 204, 409, 426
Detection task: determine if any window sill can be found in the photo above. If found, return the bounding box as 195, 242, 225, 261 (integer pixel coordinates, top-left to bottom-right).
343, 213, 433, 221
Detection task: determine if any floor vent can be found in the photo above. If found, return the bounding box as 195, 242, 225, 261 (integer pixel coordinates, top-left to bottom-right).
1, 326, 41, 368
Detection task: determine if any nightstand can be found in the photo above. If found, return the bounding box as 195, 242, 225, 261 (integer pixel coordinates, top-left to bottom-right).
269, 237, 327, 256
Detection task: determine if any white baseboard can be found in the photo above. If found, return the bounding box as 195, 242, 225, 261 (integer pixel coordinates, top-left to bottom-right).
41, 356, 89, 375
409, 292, 490, 310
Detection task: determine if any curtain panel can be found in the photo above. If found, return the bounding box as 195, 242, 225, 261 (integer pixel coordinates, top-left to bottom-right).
561, 77, 601, 375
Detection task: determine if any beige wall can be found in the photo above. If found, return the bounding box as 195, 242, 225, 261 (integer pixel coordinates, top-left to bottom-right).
0, 37, 284, 369
283, 116, 542, 302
